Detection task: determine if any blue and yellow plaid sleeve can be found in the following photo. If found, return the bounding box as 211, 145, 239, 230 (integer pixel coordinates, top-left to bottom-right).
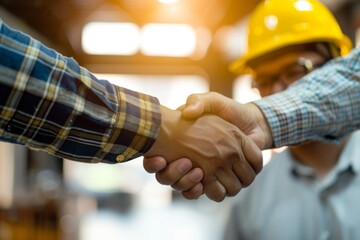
255, 47, 360, 147
0, 20, 161, 163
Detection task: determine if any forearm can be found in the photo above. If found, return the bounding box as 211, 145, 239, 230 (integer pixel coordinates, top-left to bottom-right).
254, 47, 360, 147
0, 20, 161, 163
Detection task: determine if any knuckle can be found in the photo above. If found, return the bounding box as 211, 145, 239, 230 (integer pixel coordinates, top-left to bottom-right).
171, 181, 190, 191
206, 190, 225, 202
254, 154, 263, 174
182, 192, 198, 200
227, 184, 242, 197
155, 173, 172, 185
241, 172, 256, 187
170, 183, 181, 191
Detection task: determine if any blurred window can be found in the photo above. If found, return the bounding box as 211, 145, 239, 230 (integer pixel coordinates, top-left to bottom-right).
82, 22, 197, 57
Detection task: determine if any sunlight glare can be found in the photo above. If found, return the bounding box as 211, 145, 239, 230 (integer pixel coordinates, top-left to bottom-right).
141, 23, 197, 57
82, 22, 140, 55
158, 0, 179, 4
294, 0, 313, 11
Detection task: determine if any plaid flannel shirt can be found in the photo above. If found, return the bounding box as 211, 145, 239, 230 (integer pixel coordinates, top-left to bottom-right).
255, 47, 360, 148
0, 20, 161, 163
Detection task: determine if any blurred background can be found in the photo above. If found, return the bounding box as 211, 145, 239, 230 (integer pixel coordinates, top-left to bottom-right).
0, 0, 359, 239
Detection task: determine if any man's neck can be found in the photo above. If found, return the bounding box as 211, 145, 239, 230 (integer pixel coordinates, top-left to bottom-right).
289, 138, 348, 178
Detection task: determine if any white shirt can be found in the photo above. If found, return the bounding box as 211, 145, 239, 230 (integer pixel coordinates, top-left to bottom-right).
223, 131, 360, 240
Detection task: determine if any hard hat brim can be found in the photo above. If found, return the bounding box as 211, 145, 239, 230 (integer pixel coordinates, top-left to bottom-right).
230, 34, 352, 75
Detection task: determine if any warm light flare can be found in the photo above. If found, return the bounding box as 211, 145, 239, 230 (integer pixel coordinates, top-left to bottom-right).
141, 23, 197, 57
158, 0, 179, 4
82, 22, 198, 57
82, 22, 140, 55
294, 0, 313, 11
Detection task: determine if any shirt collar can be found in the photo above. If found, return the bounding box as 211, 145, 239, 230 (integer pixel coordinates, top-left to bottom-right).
291, 130, 360, 179
337, 130, 360, 174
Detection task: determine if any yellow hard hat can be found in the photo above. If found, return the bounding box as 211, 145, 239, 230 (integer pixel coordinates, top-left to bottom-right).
230, 0, 352, 74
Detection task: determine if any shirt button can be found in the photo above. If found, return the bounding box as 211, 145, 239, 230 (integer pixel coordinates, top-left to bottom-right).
116, 155, 125, 162
58, 61, 65, 68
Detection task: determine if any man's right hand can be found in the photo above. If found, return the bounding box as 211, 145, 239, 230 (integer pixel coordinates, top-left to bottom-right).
181, 92, 273, 149
144, 105, 262, 202
144, 92, 275, 200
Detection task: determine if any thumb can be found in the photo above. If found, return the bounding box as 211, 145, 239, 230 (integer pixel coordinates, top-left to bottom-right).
182, 102, 205, 119
182, 95, 206, 119
182, 92, 226, 119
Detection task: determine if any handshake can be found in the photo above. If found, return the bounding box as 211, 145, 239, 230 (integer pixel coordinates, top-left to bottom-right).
143, 92, 273, 202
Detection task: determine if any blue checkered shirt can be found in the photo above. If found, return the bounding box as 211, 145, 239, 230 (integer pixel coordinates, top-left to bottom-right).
255, 47, 360, 147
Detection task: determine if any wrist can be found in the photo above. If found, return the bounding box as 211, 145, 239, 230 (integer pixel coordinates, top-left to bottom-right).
249, 103, 273, 149
144, 105, 181, 159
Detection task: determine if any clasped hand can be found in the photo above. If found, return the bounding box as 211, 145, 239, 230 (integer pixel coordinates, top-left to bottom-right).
144, 92, 272, 202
